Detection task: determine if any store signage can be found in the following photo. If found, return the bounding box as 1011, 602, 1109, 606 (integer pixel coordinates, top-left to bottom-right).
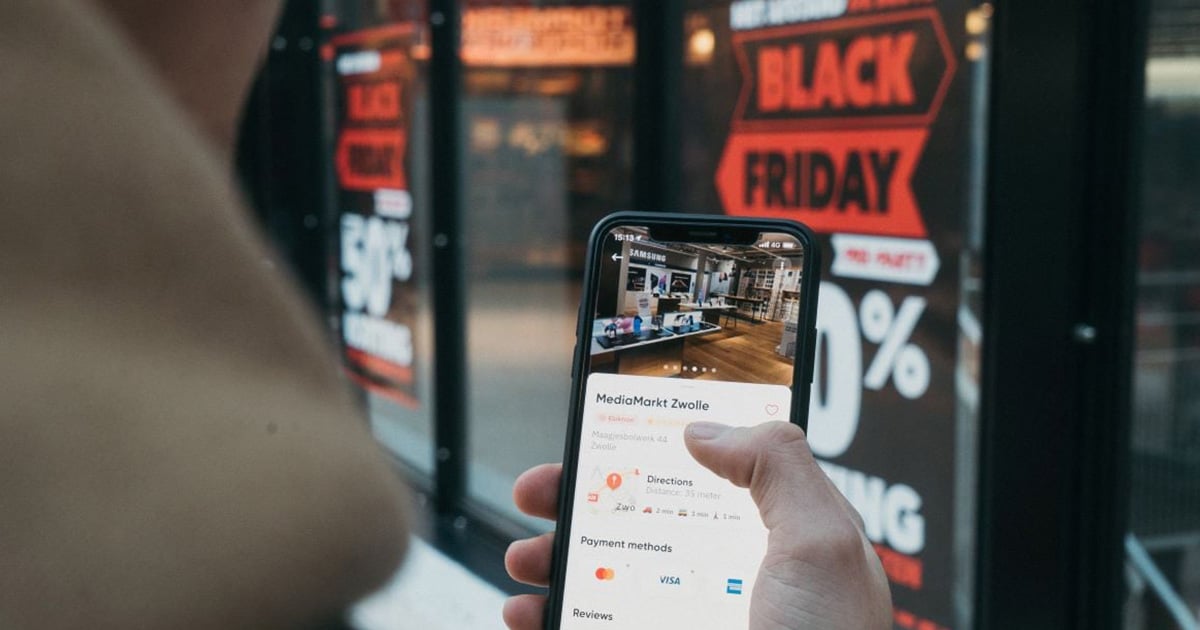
731, 12, 954, 128
336, 50, 382, 75
708, 2, 977, 628
328, 24, 421, 408
717, 9, 955, 238
336, 128, 407, 192
731, 0, 849, 30
462, 6, 635, 67
374, 188, 413, 220
831, 234, 940, 286
717, 128, 927, 237
629, 247, 668, 264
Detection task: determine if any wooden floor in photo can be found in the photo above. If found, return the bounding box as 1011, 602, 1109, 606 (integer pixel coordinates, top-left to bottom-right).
682, 320, 793, 385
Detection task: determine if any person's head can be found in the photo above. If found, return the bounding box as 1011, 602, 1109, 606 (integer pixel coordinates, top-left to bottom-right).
91, 0, 284, 155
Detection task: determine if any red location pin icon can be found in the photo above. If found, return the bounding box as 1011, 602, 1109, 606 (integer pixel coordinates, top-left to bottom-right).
606, 473, 622, 490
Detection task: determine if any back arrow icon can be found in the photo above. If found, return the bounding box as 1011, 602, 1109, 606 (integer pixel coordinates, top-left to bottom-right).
612, 254, 622, 262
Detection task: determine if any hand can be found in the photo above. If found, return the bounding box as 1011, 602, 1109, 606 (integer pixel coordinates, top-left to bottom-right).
502, 462, 561, 629
502, 421, 892, 629
683, 421, 892, 629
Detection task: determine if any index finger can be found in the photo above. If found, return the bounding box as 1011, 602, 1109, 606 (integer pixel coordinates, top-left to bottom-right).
512, 463, 562, 520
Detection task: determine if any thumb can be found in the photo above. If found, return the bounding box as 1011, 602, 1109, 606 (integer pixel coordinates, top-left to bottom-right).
684, 421, 840, 532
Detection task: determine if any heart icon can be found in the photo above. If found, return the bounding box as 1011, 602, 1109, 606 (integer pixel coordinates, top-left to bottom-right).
765, 403, 780, 416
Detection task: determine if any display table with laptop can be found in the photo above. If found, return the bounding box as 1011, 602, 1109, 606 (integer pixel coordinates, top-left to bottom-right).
589, 313, 720, 377
678, 301, 736, 324
711, 294, 766, 322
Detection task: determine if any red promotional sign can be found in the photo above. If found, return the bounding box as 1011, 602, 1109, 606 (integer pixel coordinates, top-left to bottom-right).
327, 24, 421, 408
698, 3, 982, 627
715, 128, 927, 237
717, 9, 956, 239
335, 128, 408, 192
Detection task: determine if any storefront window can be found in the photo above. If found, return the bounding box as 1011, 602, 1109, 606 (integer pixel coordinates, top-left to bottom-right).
321, 0, 436, 474
1124, 1, 1200, 625
460, 0, 636, 527
678, 2, 990, 628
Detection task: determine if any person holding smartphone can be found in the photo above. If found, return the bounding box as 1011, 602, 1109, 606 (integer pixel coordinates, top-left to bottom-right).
504, 216, 891, 630
503, 421, 892, 630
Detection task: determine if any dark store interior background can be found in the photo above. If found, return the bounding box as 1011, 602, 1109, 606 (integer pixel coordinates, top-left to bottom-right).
236, 0, 1200, 628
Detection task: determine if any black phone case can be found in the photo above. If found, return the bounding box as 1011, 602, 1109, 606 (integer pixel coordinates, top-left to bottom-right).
545, 211, 822, 629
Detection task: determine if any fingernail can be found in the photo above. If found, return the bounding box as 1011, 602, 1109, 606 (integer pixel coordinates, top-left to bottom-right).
687, 422, 731, 440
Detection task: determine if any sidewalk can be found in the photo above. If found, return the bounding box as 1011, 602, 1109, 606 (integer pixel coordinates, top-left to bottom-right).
352, 537, 509, 630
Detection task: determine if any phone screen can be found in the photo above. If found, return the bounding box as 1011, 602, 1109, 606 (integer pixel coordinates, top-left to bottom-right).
556, 223, 812, 629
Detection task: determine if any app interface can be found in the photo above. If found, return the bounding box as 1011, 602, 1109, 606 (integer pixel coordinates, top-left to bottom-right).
560, 226, 807, 629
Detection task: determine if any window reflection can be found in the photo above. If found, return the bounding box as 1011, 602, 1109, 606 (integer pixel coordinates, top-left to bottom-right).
1125, 0, 1200, 626
461, 1, 636, 528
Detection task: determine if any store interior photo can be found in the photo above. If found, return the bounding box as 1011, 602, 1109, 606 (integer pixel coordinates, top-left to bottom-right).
590, 231, 805, 385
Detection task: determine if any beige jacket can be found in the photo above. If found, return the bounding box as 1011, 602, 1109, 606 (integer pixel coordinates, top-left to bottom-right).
0, 1, 407, 627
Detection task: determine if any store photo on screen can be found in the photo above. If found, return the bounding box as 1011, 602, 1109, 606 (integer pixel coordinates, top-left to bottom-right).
587, 224, 811, 387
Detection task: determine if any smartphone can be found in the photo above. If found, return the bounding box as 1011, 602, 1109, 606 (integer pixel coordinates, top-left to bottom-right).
548, 212, 821, 629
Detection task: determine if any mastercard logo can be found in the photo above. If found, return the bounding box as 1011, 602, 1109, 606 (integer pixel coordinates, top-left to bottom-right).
594, 567, 616, 581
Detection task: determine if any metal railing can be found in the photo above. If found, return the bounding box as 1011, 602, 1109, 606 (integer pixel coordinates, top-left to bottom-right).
1126, 533, 1200, 629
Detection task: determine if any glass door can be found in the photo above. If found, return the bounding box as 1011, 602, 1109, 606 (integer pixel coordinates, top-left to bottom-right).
458, 0, 637, 527
1124, 0, 1200, 626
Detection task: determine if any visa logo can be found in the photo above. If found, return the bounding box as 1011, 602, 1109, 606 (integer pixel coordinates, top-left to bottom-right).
659, 575, 681, 585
